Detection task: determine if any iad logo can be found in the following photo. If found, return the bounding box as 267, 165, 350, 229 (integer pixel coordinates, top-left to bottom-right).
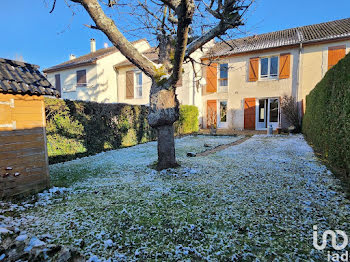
313, 225, 349, 261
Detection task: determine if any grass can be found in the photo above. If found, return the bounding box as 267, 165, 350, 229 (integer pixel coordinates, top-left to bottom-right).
3, 135, 350, 261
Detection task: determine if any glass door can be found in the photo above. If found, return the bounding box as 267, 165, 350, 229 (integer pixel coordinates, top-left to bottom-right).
268, 98, 279, 130
257, 99, 267, 129
256, 98, 280, 130
217, 100, 228, 128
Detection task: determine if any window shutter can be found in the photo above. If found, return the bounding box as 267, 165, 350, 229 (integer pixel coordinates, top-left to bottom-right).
244, 98, 256, 130
77, 70, 87, 86
126, 70, 134, 99
328, 45, 346, 70
207, 100, 217, 128
279, 53, 291, 79
248, 58, 259, 82
206, 63, 217, 92
55, 74, 61, 94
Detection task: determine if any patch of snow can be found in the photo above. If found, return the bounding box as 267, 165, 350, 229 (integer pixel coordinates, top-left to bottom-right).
15, 234, 27, 241
24, 236, 45, 252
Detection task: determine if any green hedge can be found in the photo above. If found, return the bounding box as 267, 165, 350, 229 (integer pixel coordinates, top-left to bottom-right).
174, 105, 199, 135
45, 98, 199, 164
303, 53, 350, 175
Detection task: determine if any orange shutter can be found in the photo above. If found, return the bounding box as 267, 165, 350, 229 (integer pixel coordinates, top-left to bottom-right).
279, 53, 291, 79
248, 58, 259, 82
126, 70, 134, 99
207, 100, 217, 128
328, 45, 346, 70
244, 98, 256, 130
206, 63, 217, 93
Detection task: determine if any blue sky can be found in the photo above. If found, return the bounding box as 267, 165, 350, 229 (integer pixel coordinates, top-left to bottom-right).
1, 0, 350, 70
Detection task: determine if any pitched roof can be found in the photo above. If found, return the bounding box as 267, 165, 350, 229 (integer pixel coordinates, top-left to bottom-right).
0, 58, 59, 97
204, 18, 350, 58
43, 39, 147, 73
114, 47, 159, 68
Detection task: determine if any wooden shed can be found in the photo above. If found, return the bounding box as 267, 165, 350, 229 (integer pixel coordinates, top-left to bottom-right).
0, 58, 59, 198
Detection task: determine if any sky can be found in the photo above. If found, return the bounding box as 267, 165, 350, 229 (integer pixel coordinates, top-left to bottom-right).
1, 0, 350, 70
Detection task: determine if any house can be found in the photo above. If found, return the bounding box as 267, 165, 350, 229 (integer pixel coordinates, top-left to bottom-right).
0, 58, 59, 197
43, 39, 209, 119
44, 39, 150, 103
201, 18, 350, 130
113, 46, 205, 107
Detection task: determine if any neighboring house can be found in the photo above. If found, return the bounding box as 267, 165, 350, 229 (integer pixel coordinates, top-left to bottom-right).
43, 39, 207, 118
0, 58, 59, 197
201, 18, 350, 130
44, 38, 150, 103
113, 46, 205, 109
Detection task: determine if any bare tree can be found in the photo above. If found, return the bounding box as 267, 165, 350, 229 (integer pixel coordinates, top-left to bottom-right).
58, 0, 252, 169
280, 95, 302, 132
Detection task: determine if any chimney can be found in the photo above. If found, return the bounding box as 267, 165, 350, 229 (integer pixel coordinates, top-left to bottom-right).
90, 38, 96, 53
69, 54, 76, 60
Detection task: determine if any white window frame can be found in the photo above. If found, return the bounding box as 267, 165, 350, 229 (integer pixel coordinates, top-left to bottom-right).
134, 71, 143, 99
217, 63, 228, 93
259, 55, 279, 80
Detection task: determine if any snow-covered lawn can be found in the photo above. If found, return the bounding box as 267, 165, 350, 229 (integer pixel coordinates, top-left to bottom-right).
1, 135, 350, 261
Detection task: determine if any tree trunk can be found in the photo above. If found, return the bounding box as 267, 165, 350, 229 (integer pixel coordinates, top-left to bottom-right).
157, 125, 177, 170
148, 81, 179, 170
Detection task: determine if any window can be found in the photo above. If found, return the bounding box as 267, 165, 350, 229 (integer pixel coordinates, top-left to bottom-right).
135, 72, 142, 98
76, 70, 87, 87
219, 63, 228, 86
260, 56, 278, 79
220, 101, 227, 123
54, 74, 61, 94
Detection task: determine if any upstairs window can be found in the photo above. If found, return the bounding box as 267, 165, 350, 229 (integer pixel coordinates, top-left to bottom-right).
135, 72, 142, 98
76, 70, 87, 87
219, 63, 228, 86
260, 56, 278, 79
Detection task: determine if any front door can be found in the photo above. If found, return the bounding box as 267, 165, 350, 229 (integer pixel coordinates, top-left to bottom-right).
218, 100, 228, 128
256, 98, 280, 130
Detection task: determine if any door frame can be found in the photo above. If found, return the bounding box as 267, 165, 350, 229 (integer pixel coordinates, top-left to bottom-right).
255, 97, 280, 130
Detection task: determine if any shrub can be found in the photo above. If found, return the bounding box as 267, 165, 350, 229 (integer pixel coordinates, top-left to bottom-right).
175, 105, 199, 134
303, 53, 350, 176
280, 95, 301, 132
45, 98, 198, 163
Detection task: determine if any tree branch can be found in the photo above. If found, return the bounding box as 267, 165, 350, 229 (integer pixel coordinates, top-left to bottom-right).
185, 9, 242, 57
70, 0, 156, 78
158, 0, 180, 10
170, 0, 195, 86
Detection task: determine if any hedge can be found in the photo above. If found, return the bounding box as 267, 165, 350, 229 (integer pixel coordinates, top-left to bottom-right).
303, 52, 350, 176
45, 98, 199, 163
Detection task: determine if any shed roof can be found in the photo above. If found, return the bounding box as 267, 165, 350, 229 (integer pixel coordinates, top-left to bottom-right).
43, 39, 147, 73
204, 17, 350, 58
0, 58, 59, 97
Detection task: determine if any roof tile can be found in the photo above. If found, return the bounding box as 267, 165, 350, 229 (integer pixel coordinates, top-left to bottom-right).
205, 18, 350, 58
0, 58, 59, 97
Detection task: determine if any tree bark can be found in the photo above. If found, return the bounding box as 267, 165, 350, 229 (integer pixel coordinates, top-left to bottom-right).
148, 81, 179, 169
157, 125, 177, 170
